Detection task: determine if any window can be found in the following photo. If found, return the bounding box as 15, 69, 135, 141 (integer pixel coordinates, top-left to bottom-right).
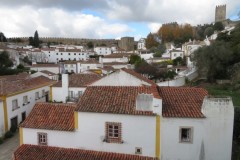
105, 122, 122, 143
35, 92, 40, 100
23, 96, 28, 105
56, 53, 58, 55
74, 53, 76, 55
42, 90, 45, 97
135, 147, 142, 154
61, 53, 63, 55
69, 58, 71, 60
179, 127, 193, 143
68, 53, 70, 55
38, 132, 47, 145
12, 99, 19, 111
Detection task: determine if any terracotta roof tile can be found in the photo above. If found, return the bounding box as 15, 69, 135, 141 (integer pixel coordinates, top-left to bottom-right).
14, 144, 157, 160
78, 59, 100, 64
0, 76, 55, 96
103, 62, 128, 65
32, 64, 60, 67
103, 53, 133, 58
53, 74, 102, 87
40, 70, 56, 75
158, 87, 208, 118
20, 102, 75, 131
121, 68, 156, 86
76, 86, 160, 115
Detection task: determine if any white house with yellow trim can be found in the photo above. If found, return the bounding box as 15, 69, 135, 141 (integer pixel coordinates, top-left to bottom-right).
0, 76, 55, 136
16, 86, 234, 160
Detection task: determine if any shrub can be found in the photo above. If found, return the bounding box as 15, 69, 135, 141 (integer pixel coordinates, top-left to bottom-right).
4, 131, 14, 139
0, 137, 3, 144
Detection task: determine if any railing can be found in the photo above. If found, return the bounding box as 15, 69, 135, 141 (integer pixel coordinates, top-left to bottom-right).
66, 96, 80, 102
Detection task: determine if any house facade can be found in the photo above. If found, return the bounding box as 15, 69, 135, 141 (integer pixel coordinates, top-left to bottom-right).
0, 76, 55, 136
30, 63, 60, 74
94, 46, 112, 55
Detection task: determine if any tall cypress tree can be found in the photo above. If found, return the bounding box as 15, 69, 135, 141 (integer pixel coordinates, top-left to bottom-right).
33, 30, 39, 48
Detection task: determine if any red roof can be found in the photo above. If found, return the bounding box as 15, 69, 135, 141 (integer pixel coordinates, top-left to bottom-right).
0, 76, 55, 96
121, 68, 156, 86
20, 103, 76, 131
158, 87, 208, 118
53, 74, 102, 87
76, 86, 160, 115
32, 64, 60, 67
14, 144, 157, 160
103, 53, 133, 58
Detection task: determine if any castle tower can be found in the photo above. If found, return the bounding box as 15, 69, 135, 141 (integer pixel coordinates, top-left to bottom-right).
215, 5, 226, 22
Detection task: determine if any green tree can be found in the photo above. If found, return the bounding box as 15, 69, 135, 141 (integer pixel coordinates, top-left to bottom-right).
33, 30, 40, 47
173, 57, 183, 66
193, 41, 233, 82
0, 32, 7, 42
0, 51, 13, 68
17, 64, 25, 70
204, 27, 214, 37
87, 41, 94, 49
213, 22, 224, 31
129, 54, 141, 64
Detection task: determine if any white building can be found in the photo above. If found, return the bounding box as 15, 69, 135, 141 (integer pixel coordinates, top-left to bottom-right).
63, 61, 78, 73
91, 68, 155, 86
137, 38, 146, 50
77, 59, 102, 73
52, 74, 102, 103
0, 76, 55, 137
18, 86, 161, 158
99, 53, 132, 64
16, 85, 234, 160
170, 50, 184, 60
94, 47, 112, 55
182, 40, 205, 68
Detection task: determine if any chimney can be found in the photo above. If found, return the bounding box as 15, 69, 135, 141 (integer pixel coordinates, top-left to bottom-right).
62, 74, 69, 102
136, 94, 153, 111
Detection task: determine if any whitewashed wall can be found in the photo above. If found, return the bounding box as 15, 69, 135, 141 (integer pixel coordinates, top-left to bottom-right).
22, 113, 157, 157
161, 118, 204, 160
201, 97, 234, 160
91, 70, 151, 86
6, 86, 50, 131
77, 63, 101, 73
94, 47, 112, 55
0, 101, 4, 137
100, 57, 129, 63
157, 77, 185, 87
161, 97, 234, 160
52, 87, 86, 102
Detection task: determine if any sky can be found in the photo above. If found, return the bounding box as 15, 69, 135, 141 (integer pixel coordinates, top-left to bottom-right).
0, 0, 240, 40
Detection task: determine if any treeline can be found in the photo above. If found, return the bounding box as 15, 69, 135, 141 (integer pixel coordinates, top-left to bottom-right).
145, 22, 224, 48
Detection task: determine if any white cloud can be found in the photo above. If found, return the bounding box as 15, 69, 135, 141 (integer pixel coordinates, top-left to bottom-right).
0, 6, 132, 38
147, 23, 162, 33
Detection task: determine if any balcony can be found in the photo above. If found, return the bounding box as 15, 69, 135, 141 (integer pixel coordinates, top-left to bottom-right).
66, 96, 80, 103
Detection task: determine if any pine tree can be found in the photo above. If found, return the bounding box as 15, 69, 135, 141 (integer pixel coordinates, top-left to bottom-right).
33, 30, 39, 48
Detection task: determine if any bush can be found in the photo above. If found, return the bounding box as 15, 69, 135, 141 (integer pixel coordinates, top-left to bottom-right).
4, 131, 14, 139
0, 137, 3, 144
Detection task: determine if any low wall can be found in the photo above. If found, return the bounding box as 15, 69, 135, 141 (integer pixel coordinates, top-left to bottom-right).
157, 76, 185, 87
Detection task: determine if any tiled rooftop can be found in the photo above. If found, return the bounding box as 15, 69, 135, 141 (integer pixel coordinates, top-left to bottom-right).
103, 53, 133, 58
0, 76, 55, 96
20, 102, 76, 131
40, 70, 56, 75
53, 74, 102, 87
31, 63, 60, 67
76, 86, 160, 115
14, 144, 157, 160
158, 87, 208, 118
